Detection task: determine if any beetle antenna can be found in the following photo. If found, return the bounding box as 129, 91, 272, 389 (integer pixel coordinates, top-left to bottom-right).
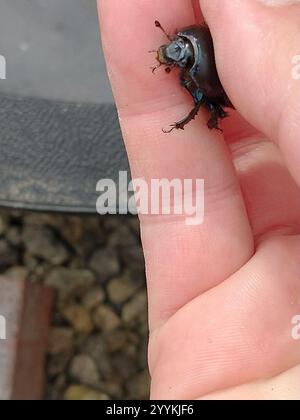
155, 20, 172, 41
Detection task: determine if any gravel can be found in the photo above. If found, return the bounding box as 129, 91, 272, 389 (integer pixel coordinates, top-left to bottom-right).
89, 248, 120, 283
0, 210, 149, 400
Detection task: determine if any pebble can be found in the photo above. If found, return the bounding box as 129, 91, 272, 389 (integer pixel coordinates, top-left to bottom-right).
69, 354, 100, 386
89, 248, 120, 282
23, 213, 65, 228
108, 224, 137, 248
53, 374, 67, 393
48, 327, 74, 355
121, 244, 145, 272
122, 291, 148, 324
138, 340, 149, 370
105, 329, 129, 353
0, 239, 19, 268
0, 214, 7, 235
22, 225, 69, 264
62, 304, 93, 334
45, 267, 95, 305
126, 216, 141, 236
0, 210, 150, 400
61, 216, 84, 244
107, 274, 139, 304
82, 286, 105, 310
6, 226, 22, 246
102, 215, 123, 231
101, 378, 123, 398
47, 353, 71, 377
93, 304, 121, 332
111, 353, 137, 380
126, 369, 150, 400
4, 266, 29, 281
83, 334, 113, 379
64, 385, 110, 401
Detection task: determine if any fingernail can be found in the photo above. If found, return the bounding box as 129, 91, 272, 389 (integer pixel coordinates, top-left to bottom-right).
257, 0, 300, 6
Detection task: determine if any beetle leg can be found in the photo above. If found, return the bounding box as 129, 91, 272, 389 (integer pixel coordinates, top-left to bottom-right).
163, 98, 203, 133
163, 73, 204, 132
163, 78, 204, 132
205, 102, 228, 132
180, 77, 201, 104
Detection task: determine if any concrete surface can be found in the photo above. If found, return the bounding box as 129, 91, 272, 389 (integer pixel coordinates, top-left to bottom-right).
0, 0, 113, 103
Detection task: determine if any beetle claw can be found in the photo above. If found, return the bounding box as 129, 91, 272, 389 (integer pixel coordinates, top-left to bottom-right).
162, 124, 177, 134
162, 122, 186, 133
162, 127, 174, 134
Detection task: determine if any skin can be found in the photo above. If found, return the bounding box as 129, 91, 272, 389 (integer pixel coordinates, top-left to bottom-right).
98, 0, 300, 399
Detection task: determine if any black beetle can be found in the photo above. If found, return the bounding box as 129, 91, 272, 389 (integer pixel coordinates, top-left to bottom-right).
152, 21, 233, 133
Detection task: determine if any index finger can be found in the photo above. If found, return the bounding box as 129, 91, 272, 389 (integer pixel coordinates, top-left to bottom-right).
97, 0, 253, 331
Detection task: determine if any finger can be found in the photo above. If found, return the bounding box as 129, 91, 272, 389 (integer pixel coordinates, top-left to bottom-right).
149, 235, 300, 399
200, 0, 300, 185
229, 130, 300, 240
221, 109, 300, 242
200, 364, 300, 400
98, 0, 253, 331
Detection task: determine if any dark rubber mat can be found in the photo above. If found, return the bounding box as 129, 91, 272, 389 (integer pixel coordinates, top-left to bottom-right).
0, 94, 130, 212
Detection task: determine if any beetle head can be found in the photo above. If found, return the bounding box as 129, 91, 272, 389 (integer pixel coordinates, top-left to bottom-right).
152, 21, 193, 73
157, 38, 186, 66
156, 37, 193, 70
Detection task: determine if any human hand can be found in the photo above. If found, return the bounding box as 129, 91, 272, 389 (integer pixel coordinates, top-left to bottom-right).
98, 0, 300, 399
